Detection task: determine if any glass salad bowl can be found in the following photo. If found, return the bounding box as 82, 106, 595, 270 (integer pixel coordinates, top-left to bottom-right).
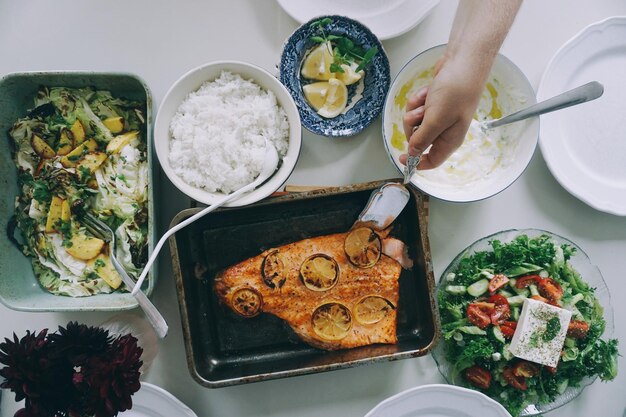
432, 229, 615, 416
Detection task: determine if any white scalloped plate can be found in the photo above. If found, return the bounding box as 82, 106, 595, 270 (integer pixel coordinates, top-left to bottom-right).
364, 384, 512, 417
120, 383, 197, 417
276, 0, 439, 40
538, 16, 626, 216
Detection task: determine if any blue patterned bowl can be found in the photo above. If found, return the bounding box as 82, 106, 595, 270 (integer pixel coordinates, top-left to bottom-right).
279, 15, 390, 137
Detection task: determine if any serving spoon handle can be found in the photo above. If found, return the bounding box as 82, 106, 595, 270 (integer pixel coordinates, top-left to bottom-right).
481, 81, 604, 131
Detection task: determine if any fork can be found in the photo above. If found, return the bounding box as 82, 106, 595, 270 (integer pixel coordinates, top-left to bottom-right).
79, 211, 168, 339
480, 81, 604, 132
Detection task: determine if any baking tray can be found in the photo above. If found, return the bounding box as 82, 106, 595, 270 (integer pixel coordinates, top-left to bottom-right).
0, 72, 156, 311
169, 179, 439, 388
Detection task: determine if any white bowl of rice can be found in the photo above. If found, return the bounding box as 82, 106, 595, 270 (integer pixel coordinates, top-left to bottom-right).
154, 61, 302, 206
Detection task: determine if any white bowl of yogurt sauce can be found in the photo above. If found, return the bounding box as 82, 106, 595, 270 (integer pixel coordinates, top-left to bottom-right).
382, 44, 538, 202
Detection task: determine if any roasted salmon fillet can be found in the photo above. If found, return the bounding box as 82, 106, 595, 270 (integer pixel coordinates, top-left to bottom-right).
214, 230, 402, 350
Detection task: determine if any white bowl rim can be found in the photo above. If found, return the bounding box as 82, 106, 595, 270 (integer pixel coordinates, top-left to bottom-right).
382, 44, 538, 203
154, 60, 302, 207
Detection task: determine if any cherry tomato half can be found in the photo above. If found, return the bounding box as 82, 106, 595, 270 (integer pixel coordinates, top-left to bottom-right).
488, 294, 511, 325
502, 366, 527, 390
538, 277, 564, 302
567, 320, 589, 339
513, 361, 539, 378
472, 301, 495, 311
503, 321, 517, 329
500, 322, 517, 338
515, 275, 541, 288
464, 365, 492, 390
467, 304, 491, 329
489, 273, 510, 294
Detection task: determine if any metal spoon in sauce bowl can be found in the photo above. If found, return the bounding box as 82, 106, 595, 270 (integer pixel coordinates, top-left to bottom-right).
480, 81, 604, 132
130, 140, 280, 295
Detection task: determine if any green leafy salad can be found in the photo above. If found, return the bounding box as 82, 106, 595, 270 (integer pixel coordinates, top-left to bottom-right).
437, 233, 618, 416
7, 86, 149, 297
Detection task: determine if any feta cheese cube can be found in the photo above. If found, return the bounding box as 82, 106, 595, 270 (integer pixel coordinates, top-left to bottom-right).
509, 298, 572, 367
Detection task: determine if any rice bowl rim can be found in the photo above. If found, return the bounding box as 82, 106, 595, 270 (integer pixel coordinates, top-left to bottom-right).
154, 60, 302, 206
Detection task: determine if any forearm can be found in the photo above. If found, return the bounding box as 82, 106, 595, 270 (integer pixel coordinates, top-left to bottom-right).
446, 0, 522, 87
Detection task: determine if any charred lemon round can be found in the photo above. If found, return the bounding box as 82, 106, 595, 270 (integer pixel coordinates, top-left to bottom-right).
231, 287, 263, 317
261, 249, 285, 289
311, 302, 352, 341
344, 227, 381, 268
354, 295, 395, 325
300, 254, 339, 291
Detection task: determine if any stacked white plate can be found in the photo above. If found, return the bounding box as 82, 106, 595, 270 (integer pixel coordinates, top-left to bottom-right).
538, 16, 626, 216
276, 0, 439, 40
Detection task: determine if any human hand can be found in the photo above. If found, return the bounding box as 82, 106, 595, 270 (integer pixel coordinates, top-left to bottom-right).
399, 55, 485, 170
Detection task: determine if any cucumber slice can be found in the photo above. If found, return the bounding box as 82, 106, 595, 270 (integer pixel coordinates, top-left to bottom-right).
479, 270, 495, 280
467, 279, 489, 297
458, 326, 487, 336
499, 289, 514, 298
564, 337, 577, 348
557, 379, 569, 394
445, 285, 467, 295
570, 293, 584, 305
503, 344, 514, 361
491, 325, 506, 343
514, 286, 530, 297
507, 295, 526, 306
529, 284, 540, 297
511, 306, 520, 321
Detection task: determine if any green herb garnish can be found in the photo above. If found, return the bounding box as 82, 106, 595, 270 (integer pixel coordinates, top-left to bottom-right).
309, 18, 378, 74
32, 180, 51, 203
78, 166, 93, 182
543, 316, 561, 342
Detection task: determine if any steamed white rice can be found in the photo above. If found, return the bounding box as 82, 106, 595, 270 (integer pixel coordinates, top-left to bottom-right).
169, 71, 289, 194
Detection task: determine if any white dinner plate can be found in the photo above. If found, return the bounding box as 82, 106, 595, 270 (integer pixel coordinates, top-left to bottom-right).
276, 0, 439, 40
120, 382, 197, 417
538, 16, 626, 216
364, 384, 512, 417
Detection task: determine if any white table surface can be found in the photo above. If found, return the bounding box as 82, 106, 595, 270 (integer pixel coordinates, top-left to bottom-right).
1, 1, 625, 416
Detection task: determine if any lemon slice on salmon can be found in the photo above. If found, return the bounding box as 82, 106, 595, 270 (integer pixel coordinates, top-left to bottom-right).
344, 227, 381, 268
262, 249, 285, 289
317, 78, 348, 119
301, 41, 334, 80
300, 254, 339, 291
231, 287, 263, 317
312, 302, 352, 341
354, 296, 395, 324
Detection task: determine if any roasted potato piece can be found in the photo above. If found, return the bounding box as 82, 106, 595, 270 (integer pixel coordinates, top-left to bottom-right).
87, 179, 99, 190
60, 139, 98, 168
102, 116, 124, 134
45, 196, 64, 233
56, 128, 74, 156
34, 158, 46, 177
70, 119, 86, 145
106, 131, 138, 154
31, 134, 55, 159
65, 233, 105, 260
87, 253, 122, 289
76, 151, 107, 181
60, 199, 71, 223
